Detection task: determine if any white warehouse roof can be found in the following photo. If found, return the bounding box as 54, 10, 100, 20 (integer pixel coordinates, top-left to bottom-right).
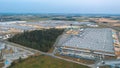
62, 28, 114, 53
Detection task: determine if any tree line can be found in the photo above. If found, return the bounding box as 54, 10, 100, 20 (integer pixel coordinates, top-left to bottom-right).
8, 28, 64, 52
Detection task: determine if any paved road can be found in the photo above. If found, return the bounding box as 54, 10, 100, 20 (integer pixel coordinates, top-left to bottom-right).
3, 40, 92, 68
94, 59, 120, 68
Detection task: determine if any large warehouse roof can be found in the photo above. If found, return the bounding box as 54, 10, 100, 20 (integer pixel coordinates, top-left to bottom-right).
62, 28, 114, 53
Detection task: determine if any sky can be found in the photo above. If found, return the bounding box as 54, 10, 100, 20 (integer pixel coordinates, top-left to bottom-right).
0, 0, 120, 14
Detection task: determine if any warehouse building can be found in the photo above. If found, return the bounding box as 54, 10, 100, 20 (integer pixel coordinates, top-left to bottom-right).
56, 28, 116, 60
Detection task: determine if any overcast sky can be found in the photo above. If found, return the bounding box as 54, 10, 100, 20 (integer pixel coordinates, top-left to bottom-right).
0, 0, 120, 14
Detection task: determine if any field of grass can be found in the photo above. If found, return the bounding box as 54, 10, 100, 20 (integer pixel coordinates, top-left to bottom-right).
0, 63, 4, 68
99, 65, 111, 68
9, 55, 89, 68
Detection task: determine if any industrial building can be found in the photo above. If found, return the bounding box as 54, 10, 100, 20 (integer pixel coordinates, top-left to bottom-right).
56, 28, 116, 60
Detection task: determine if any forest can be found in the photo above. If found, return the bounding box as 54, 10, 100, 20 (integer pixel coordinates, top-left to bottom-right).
8, 28, 64, 52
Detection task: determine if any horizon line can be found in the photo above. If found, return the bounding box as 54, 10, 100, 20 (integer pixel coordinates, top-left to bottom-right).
0, 12, 120, 15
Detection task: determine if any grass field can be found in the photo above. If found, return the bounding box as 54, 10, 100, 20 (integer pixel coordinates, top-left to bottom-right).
9, 55, 89, 68
0, 63, 4, 68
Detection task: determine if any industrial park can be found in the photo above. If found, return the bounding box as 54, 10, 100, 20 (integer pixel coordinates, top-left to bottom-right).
1, 0, 120, 68
0, 15, 120, 68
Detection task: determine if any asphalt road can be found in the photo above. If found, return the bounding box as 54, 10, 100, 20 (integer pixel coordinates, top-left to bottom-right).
94, 59, 120, 68
3, 40, 92, 68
